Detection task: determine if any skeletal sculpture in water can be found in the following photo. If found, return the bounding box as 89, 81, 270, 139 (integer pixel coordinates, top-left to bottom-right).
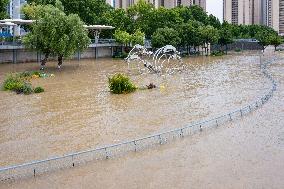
125, 44, 185, 75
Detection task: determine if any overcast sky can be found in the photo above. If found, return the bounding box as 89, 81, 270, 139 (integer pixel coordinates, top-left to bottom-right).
206, 0, 223, 21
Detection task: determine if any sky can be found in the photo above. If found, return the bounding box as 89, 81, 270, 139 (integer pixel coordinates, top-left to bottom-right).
206, 0, 223, 21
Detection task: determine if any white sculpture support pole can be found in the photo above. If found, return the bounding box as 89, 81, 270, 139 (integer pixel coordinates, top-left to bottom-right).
94, 30, 101, 44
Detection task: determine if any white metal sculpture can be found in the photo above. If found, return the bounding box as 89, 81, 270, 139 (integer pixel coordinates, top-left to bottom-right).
125, 44, 185, 75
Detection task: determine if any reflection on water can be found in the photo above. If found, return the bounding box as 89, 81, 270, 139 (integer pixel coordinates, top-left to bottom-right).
0, 55, 271, 169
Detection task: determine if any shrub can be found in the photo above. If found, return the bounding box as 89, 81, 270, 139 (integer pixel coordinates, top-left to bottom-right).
21, 83, 34, 95
3, 74, 24, 91
2, 72, 48, 95
235, 48, 242, 52
34, 86, 45, 93
108, 73, 137, 94
112, 52, 128, 59
211, 50, 225, 56
17, 71, 42, 79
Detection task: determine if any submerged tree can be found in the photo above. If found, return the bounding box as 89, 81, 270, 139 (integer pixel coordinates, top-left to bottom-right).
199, 25, 219, 55
218, 22, 234, 54
269, 34, 283, 51
151, 27, 181, 49
255, 30, 275, 52
23, 4, 90, 69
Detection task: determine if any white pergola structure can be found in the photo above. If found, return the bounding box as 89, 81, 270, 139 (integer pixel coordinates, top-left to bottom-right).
0, 19, 35, 36
0, 20, 114, 42
83, 25, 115, 43
0, 22, 17, 35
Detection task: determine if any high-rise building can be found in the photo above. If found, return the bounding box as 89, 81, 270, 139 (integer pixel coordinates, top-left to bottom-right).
111, 0, 206, 10
224, 0, 284, 35
223, 0, 254, 25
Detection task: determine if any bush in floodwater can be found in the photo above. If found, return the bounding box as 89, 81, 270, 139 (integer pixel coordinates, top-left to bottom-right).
34, 86, 45, 93
2, 73, 45, 95
108, 73, 137, 94
235, 48, 242, 52
19, 83, 33, 95
211, 50, 225, 56
3, 74, 24, 91
17, 71, 41, 79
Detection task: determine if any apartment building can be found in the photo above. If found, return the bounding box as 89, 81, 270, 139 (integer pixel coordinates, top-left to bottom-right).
111, 0, 206, 10
224, 0, 284, 34
223, 0, 254, 25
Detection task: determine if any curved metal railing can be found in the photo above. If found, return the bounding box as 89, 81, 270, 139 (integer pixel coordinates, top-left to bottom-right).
0, 55, 278, 182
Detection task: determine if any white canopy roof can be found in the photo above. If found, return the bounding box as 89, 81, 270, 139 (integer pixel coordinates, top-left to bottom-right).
0, 19, 35, 25
0, 22, 17, 27
83, 25, 115, 30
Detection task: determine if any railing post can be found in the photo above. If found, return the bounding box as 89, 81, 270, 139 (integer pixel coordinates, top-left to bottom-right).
133, 140, 137, 152
180, 129, 184, 137
158, 135, 162, 144
105, 148, 109, 159
72, 155, 74, 167
229, 113, 232, 121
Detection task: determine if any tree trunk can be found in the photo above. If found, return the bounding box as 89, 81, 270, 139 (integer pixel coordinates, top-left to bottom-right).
40, 53, 49, 70
58, 55, 63, 69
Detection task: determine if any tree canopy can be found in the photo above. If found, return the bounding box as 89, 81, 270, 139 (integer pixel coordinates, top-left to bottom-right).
23, 4, 90, 68
24, 0, 282, 54
0, 0, 9, 19
27, 0, 113, 25
151, 27, 181, 48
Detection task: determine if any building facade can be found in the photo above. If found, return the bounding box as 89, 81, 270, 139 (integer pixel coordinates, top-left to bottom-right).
224, 0, 284, 35
223, 0, 255, 25
111, 0, 206, 10
6, 0, 27, 35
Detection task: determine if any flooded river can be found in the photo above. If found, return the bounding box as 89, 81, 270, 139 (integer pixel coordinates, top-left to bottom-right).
0, 52, 283, 188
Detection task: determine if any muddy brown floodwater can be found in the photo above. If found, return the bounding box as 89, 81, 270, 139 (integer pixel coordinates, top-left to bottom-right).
0, 52, 283, 189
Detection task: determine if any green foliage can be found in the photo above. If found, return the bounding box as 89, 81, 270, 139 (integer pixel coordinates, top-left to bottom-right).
207, 14, 221, 29
199, 25, 219, 55
27, 0, 113, 25
108, 73, 137, 94
114, 29, 145, 47
21, 83, 34, 95
3, 75, 24, 91
151, 27, 181, 48
0, 0, 9, 19
2, 72, 47, 95
177, 20, 203, 50
104, 8, 133, 32
211, 50, 225, 56
2, 75, 33, 95
235, 48, 242, 52
112, 52, 128, 59
34, 86, 45, 93
255, 30, 274, 50
199, 25, 219, 45
23, 4, 90, 65
127, 0, 154, 37
269, 34, 283, 51
25, 0, 282, 55
131, 30, 145, 45
114, 30, 132, 46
